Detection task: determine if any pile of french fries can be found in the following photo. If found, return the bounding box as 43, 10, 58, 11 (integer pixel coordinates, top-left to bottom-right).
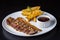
22, 6, 43, 22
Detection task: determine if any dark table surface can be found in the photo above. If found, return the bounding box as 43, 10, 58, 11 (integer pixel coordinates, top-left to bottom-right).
0, 0, 60, 40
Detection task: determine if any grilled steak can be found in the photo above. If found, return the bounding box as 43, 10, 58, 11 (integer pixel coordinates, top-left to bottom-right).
6, 17, 42, 35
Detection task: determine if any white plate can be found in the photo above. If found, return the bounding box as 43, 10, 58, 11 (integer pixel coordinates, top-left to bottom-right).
2, 11, 57, 37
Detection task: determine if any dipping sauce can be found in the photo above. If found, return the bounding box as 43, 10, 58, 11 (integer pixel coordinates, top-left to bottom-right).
38, 17, 49, 22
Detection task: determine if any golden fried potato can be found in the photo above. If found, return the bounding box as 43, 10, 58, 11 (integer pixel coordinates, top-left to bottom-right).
31, 6, 40, 11
22, 11, 31, 16
26, 14, 34, 21
22, 6, 43, 22
33, 17, 37, 22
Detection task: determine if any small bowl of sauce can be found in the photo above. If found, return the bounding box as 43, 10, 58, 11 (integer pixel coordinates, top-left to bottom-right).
38, 17, 49, 22
37, 15, 51, 28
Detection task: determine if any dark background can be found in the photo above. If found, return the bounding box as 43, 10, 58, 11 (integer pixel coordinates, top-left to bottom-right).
0, 0, 60, 40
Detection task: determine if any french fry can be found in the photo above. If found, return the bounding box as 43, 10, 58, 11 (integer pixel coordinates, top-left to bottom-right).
22, 6, 43, 22
33, 17, 37, 22
31, 6, 40, 10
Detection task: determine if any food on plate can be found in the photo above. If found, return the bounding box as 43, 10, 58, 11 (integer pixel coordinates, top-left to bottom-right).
38, 17, 50, 22
6, 17, 42, 35
33, 17, 37, 22
22, 6, 43, 22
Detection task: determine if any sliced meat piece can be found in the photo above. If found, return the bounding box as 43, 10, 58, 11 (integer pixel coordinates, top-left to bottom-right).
10, 22, 17, 28
28, 30, 38, 35
22, 28, 29, 33
15, 25, 20, 31
6, 17, 42, 35
6, 17, 15, 25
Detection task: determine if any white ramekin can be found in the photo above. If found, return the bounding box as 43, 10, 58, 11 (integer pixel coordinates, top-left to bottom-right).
37, 15, 51, 28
